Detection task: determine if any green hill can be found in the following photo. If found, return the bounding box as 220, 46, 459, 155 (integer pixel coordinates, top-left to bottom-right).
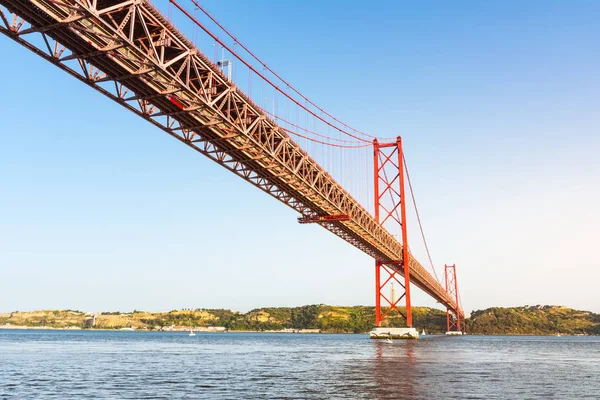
466, 305, 600, 335
2, 305, 598, 335
0, 305, 447, 333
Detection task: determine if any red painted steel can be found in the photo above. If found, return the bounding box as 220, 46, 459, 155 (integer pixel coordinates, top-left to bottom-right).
168, 95, 185, 110
445, 264, 462, 332
397, 137, 412, 327
373, 137, 412, 327
375, 261, 381, 326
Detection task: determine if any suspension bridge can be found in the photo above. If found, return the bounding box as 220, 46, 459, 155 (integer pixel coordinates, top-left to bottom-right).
0, 0, 463, 337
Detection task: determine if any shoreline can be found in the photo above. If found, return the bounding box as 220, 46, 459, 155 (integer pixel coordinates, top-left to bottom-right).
0, 326, 595, 337
0, 325, 335, 334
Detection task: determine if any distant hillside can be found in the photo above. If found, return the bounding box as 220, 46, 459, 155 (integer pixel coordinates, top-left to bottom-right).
466, 305, 600, 335
0, 305, 447, 333
3, 305, 598, 335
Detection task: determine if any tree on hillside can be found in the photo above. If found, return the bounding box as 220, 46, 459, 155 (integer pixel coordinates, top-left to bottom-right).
291, 305, 320, 329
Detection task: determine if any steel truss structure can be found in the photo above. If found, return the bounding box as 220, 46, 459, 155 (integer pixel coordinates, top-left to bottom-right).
373, 138, 412, 327
445, 264, 462, 332
0, 0, 462, 319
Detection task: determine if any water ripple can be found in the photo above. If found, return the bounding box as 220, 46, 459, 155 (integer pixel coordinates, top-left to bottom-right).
0, 331, 599, 399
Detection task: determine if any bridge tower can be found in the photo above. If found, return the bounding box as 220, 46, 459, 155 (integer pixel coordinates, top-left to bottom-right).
445, 264, 462, 333
373, 137, 412, 328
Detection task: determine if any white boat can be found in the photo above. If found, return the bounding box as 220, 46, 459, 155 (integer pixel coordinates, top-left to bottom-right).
189, 328, 196, 337
421, 329, 426, 336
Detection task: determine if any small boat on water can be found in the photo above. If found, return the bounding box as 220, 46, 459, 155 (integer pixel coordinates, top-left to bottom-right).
421, 329, 426, 336
189, 328, 196, 337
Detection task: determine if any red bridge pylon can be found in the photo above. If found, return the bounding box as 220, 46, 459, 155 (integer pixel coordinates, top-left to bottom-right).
373, 137, 412, 327
445, 264, 462, 332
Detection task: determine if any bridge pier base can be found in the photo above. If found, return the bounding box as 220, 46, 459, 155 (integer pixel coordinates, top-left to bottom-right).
369, 327, 419, 340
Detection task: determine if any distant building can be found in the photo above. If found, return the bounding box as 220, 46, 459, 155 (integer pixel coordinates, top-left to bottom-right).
198, 326, 227, 332
83, 314, 97, 328
298, 329, 320, 334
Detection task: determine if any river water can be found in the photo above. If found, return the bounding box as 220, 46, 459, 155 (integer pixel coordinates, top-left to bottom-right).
0, 330, 598, 399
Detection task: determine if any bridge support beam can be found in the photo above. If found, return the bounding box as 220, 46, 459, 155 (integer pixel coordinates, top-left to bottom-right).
445, 264, 462, 334
373, 137, 412, 328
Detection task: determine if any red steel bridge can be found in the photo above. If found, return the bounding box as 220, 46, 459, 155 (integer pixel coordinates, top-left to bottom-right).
0, 0, 463, 330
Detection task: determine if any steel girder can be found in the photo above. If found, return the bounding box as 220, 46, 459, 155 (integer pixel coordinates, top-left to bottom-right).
0, 0, 462, 318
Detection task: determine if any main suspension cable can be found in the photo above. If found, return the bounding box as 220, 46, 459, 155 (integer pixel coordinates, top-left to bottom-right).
186, 0, 393, 142
280, 127, 370, 148
261, 109, 367, 145
403, 155, 441, 284
169, 1, 372, 143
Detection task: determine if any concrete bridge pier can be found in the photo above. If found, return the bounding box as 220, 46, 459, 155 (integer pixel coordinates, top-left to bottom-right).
369, 327, 419, 340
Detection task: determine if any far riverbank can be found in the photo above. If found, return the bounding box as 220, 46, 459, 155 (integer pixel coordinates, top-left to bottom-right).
2, 304, 599, 335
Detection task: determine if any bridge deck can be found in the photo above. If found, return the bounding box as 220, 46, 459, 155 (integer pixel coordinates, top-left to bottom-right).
0, 0, 463, 317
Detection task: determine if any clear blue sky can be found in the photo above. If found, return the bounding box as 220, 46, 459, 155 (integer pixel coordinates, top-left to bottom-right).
1, 0, 599, 314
